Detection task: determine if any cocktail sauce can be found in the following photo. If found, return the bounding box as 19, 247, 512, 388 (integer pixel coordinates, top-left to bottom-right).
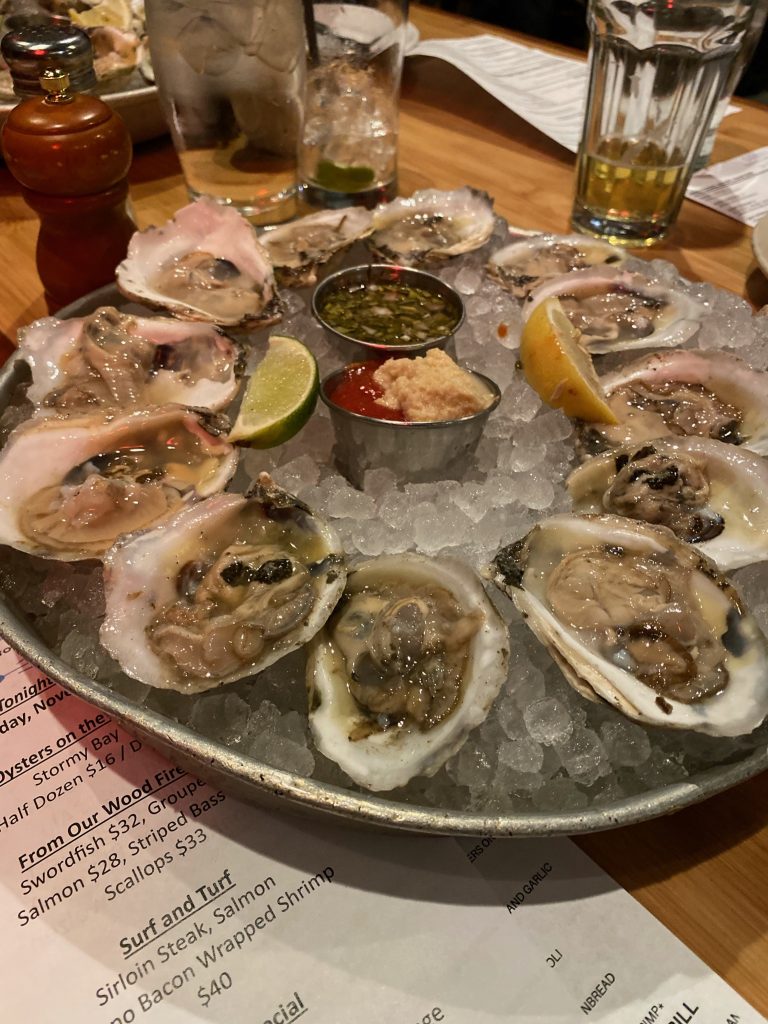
325, 361, 406, 421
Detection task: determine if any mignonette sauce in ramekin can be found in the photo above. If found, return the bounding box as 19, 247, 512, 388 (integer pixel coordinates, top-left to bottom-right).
312, 263, 465, 357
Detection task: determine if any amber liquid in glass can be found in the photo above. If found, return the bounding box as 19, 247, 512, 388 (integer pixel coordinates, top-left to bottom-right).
573, 137, 688, 247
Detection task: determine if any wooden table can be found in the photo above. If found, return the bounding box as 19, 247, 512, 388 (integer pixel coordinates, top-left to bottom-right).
1, 3, 767, 1014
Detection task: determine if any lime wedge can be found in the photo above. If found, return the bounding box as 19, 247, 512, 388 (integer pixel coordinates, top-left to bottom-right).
312, 158, 376, 193
228, 335, 319, 448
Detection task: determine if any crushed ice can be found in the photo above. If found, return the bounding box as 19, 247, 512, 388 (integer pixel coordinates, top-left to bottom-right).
3, 220, 768, 816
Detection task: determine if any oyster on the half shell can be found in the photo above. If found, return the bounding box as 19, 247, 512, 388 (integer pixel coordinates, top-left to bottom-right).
578, 349, 768, 459
101, 475, 346, 693
0, 406, 237, 560
567, 437, 768, 571
20, 306, 242, 414
368, 187, 495, 265
116, 198, 281, 328
261, 207, 373, 287
524, 267, 704, 354
489, 515, 768, 736
488, 233, 625, 300
306, 553, 509, 791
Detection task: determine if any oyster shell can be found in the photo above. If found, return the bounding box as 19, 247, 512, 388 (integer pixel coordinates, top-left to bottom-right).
20, 307, 241, 414
567, 437, 768, 571
0, 406, 237, 560
261, 207, 373, 287
100, 476, 346, 693
116, 199, 281, 328
489, 515, 768, 736
524, 267, 704, 354
488, 234, 625, 300
368, 187, 495, 265
578, 349, 768, 459
306, 553, 509, 791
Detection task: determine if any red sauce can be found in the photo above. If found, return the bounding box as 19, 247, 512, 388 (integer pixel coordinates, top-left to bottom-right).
326, 361, 406, 421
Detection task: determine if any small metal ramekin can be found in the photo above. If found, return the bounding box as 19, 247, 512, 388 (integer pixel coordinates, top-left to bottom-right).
321, 366, 501, 487
312, 263, 466, 356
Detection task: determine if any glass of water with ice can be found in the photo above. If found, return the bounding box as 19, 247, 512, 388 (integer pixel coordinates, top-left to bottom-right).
299, 1, 408, 210
145, 0, 306, 224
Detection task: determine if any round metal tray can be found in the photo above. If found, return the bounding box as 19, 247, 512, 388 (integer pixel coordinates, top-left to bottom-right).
2, 285, 767, 837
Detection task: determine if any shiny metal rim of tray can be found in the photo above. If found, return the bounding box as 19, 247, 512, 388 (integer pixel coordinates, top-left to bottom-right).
1, 287, 767, 838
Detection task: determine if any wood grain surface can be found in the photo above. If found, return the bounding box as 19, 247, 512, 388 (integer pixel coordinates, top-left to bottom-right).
0, 3, 766, 1013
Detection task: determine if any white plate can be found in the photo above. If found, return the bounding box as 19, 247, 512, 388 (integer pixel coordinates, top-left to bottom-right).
752, 211, 768, 279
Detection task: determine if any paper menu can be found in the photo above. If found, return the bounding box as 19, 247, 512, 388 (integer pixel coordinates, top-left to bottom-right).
0, 644, 764, 1024
407, 34, 591, 153
686, 147, 768, 228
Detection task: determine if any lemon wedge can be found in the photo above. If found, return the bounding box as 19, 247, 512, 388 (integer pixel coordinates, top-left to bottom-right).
520, 297, 618, 424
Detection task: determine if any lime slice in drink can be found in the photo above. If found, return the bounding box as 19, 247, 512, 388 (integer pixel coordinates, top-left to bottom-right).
228, 335, 319, 448
312, 158, 376, 193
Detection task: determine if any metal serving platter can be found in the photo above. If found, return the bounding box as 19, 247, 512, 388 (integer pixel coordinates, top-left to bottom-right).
1, 285, 767, 837
0, 81, 166, 145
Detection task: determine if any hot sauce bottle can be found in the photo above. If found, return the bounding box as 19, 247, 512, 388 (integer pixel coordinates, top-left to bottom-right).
1, 66, 137, 311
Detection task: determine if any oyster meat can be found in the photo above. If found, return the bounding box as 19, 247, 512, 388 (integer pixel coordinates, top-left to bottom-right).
488, 233, 625, 299
524, 267, 704, 354
578, 350, 768, 458
306, 553, 509, 791
568, 437, 768, 571
116, 199, 281, 328
489, 515, 768, 736
101, 475, 346, 693
369, 187, 495, 265
20, 307, 241, 414
261, 207, 373, 287
0, 406, 237, 560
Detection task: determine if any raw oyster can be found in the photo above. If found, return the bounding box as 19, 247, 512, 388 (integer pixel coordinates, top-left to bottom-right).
524, 267, 704, 354
116, 199, 281, 328
567, 437, 768, 571
368, 187, 495, 265
488, 233, 625, 299
20, 307, 241, 414
0, 407, 237, 560
306, 553, 509, 791
489, 515, 768, 736
578, 350, 768, 458
261, 207, 373, 287
101, 475, 346, 693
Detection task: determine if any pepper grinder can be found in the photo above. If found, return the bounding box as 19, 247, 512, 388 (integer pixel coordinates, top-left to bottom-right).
1, 65, 136, 311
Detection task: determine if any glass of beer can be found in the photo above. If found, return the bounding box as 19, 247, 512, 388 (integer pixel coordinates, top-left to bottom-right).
145, 0, 306, 224
571, 0, 767, 246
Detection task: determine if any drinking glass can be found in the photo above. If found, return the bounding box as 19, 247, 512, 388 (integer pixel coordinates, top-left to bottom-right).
693, 2, 768, 170
571, 0, 766, 246
299, 1, 408, 210
145, 0, 306, 224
